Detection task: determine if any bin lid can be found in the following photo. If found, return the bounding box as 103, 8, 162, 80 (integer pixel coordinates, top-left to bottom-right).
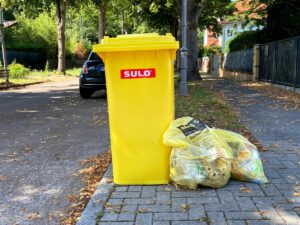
93, 33, 179, 53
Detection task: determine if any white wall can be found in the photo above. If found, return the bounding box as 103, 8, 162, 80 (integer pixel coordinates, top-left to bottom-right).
221, 22, 260, 53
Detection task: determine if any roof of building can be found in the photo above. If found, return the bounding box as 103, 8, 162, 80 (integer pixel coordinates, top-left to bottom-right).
221, 0, 266, 25
206, 30, 219, 46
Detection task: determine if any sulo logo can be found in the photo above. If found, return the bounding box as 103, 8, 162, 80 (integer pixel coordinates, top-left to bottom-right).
121, 68, 156, 79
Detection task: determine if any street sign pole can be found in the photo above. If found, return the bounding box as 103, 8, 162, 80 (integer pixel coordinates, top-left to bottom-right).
180, 0, 188, 96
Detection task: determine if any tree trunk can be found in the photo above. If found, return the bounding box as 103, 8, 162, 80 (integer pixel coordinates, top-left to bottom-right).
98, 0, 105, 42
186, 0, 205, 80
56, 0, 67, 74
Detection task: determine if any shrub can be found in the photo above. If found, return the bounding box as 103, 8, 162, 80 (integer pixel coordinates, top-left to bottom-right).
74, 42, 88, 59
8, 61, 30, 78
199, 45, 222, 57
227, 30, 266, 52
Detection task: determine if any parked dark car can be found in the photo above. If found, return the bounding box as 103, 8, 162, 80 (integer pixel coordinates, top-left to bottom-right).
79, 52, 106, 98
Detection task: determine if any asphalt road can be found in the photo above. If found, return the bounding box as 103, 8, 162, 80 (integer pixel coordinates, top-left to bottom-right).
0, 80, 110, 225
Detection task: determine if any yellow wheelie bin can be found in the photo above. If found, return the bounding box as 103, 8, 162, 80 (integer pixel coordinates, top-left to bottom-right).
93, 33, 179, 184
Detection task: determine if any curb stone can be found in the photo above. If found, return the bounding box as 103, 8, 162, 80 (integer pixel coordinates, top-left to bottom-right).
0, 82, 44, 90
76, 165, 114, 225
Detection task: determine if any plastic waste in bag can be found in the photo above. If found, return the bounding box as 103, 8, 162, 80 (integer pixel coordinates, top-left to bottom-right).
163, 117, 233, 189
213, 129, 268, 184
163, 117, 268, 189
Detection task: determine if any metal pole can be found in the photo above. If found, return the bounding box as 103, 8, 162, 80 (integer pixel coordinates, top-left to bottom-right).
0, 6, 8, 82
180, 0, 188, 96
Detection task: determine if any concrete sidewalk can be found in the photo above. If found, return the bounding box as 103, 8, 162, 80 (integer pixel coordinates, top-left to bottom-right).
78, 80, 300, 225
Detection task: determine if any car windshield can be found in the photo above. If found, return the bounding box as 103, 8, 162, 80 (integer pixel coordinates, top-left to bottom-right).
89, 52, 103, 63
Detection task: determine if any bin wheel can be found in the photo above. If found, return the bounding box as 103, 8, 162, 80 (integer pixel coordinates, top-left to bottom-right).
80, 87, 92, 98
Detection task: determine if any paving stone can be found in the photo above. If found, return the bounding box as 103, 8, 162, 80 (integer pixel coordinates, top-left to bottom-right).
121, 204, 138, 213
138, 204, 171, 213
187, 197, 219, 204
217, 191, 236, 203
274, 203, 300, 211
156, 185, 175, 192
111, 192, 140, 199
264, 170, 282, 179
115, 186, 128, 192
153, 222, 170, 225
98, 222, 133, 225
220, 182, 245, 191
270, 178, 288, 184
204, 202, 239, 212
135, 213, 153, 225
100, 213, 119, 221
107, 199, 124, 205
227, 220, 247, 225
235, 188, 266, 197
261, 184, 282, 197
243, 183, 263, 189
104, 206, 122, 213
141, 186, 156, 198
235, 197, 257, 211
172, 191, 203, 198
225, 212, 262, 220
172, 221, 208, 225
153, 212, 188, 221
117, 213, 135, 221
246, 220, 274, 225
124, 198, 155, 205
188, 204, 205, 220
278, 189, 297, 197
171, 198, 187, 212
207, 211, 227, 224
128, 186, 142, 192
255, 204, 284, 222
277, 209, 300, 224
252, 197, 287, 204
156, 192, 171, 204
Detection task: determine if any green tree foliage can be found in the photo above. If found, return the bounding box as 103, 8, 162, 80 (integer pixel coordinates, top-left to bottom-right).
228, 0, 300, 52
131, 0, 232, 80
265, 0, 300, 42
132, 0, 179, 38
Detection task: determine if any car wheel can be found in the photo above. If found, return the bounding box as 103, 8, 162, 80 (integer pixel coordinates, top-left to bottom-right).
80, 87, 92, 98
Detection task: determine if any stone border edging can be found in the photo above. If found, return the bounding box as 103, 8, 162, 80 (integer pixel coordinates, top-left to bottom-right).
76, 165, 114, 225
0, 82, 45, 90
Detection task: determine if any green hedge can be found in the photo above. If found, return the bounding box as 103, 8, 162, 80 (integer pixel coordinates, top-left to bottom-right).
227, 30, 266, 53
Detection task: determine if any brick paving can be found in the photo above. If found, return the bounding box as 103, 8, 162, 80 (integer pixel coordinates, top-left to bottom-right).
92, 80, 300, 225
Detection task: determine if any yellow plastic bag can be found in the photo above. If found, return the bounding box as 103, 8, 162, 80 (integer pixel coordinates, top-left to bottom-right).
213, 129, 268, 184
163, 117, 233, 189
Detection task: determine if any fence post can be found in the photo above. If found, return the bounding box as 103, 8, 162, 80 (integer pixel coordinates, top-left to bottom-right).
293, 38, 299, 91
253, 44, 261, 81
219, 53, 224, 78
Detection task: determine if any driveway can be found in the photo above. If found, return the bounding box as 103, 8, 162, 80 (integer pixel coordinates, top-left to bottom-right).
0, 80, 109, 225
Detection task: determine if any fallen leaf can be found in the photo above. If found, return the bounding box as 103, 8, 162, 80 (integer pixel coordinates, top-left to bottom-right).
0, 175, 7, 181
200, 216, 210, 222
27, 212, 41, 220
137, 207, 148, 213
240, 187, 251, 193
60, 150, 111, 225
181, 204, 191, 212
